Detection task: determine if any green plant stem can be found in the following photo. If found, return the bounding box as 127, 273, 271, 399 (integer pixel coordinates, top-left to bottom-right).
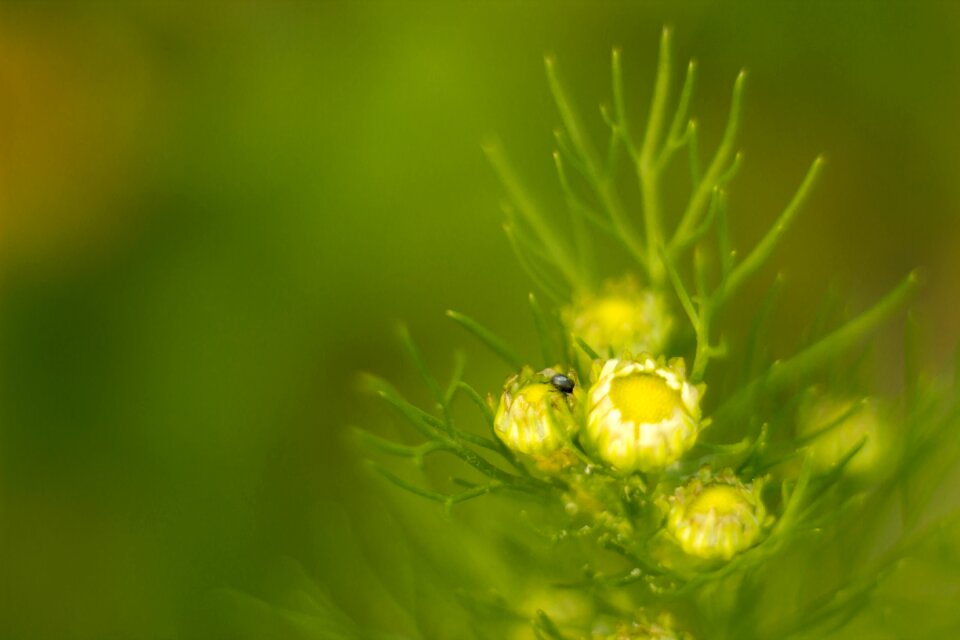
636, 27, 674, 285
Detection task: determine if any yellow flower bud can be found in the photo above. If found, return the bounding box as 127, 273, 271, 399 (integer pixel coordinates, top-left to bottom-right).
564, 275, 673, 357
494, 366, 580, 457
667, 470, 767, 560
583, 356, 703, 473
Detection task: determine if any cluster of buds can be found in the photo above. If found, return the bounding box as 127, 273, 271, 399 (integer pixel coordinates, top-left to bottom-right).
492, 354, 704, 474
491, 275, 770, 568
491, 274, 699, 470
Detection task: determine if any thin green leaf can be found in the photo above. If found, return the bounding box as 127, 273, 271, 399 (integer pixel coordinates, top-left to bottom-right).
634, 28, 675, 284
545, 54, 647, 267
639, 26, 673, 165
529, 292, 559, 366
533, 610, 570, 640
575, 336, 601, 361
764, 271, 920, 392
602, 109, 623, 177
447, 310, 524, 370
741, 273, 783, 383
504, 223, 569, 304
502, 202, 555, 264
361, 374, 445, 440
670, 185, 721, 257
717, 150, 744, 185
664, 59, 698, 151
367, 461, 504, 511
353, 428, 447, 464
457, 381, 494, 426
553, 127, 589, 179
552, 151, 595, 284
716, 272, 919, 425
483, 140, 585, 289
690, 247, 715, 381
687, 119, 701, 188
366, 460, 450, 503
444, 349, 467, 408
904, 310, 921, 414
454, 430, 506, 456
671, 69, 747, 251
719, 155, 825, 304
397, 323, 444, 407
610, 47, 634, 154
659, 246, 699, 328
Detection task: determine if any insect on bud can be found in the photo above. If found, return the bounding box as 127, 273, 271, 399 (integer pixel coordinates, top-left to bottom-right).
493, 366, 581, 457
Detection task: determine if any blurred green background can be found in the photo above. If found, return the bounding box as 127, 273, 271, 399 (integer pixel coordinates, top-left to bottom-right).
0, 1, 958, 638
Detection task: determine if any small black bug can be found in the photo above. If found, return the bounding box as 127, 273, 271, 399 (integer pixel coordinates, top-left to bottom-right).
550, 374, 575, 394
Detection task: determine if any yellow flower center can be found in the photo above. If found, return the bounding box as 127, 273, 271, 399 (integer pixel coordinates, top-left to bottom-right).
688, 486, 746, 516
608, 373, 681, 424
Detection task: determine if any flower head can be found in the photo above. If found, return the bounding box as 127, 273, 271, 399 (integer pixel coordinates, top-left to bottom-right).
564, 275, 672, 357
494, 366, 581, 458
582, 356, 703, 473
667, 469, 767, 560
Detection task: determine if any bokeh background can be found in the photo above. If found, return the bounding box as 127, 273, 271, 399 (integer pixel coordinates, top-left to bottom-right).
0, 1, 958, 638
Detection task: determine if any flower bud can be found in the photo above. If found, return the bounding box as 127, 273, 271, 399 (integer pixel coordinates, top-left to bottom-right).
564, 275, 672, 357
667, 469, 767, 560
494, 366, 580, 457
583, 356, 703, 473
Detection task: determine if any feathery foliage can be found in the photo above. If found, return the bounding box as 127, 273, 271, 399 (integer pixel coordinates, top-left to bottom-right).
343, 28, 959, 640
